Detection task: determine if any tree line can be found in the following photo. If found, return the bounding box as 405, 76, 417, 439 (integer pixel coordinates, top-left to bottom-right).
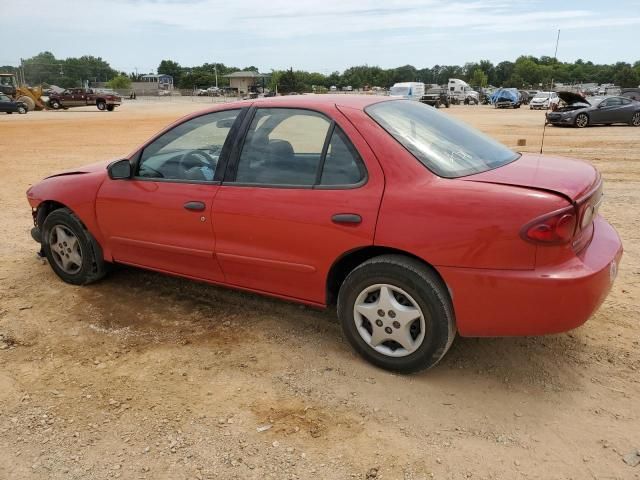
2, 52, 639, 92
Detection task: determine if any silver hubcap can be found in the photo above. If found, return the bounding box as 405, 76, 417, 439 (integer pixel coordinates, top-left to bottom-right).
353, 284, 426, 358
48, 225, 83, 274
576, 115, 587, 127
633, 113, 640, 126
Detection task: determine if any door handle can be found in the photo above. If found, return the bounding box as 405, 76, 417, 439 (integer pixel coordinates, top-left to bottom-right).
332, 213, 362, 224
184, 201, 206, 212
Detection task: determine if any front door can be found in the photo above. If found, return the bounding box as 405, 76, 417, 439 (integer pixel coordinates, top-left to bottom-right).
96, 108, 244, 281
592, 97, 621, 123
0, 94, 13, 112
212, 106, 384, 304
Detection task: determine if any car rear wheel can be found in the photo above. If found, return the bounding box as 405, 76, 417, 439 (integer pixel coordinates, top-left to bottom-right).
50, 99, 61, 110
575, 113, 589, 128
97, 101, 106, 111
41, 208, 109, 285
17, 105, 27, 114
337, 255, 456, 373
631, 112, 640, 127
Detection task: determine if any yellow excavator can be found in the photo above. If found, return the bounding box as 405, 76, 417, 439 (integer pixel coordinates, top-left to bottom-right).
0, 73, 46, 111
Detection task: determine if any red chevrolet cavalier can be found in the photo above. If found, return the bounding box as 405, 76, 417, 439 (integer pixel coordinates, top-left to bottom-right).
26, 96, 622, 372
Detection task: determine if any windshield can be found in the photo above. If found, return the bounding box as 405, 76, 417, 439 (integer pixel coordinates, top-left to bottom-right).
366, 100, 519, 178
389, 86, 410, 96
534, 92, 551, 99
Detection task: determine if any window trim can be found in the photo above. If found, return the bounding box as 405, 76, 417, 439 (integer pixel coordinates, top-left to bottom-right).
130, 107, 248, 185
223, 106, 368, 190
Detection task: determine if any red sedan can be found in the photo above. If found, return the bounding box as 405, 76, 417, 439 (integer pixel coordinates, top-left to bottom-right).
26, 95, 623, 372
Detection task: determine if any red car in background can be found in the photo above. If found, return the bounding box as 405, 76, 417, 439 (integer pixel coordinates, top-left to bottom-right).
25, 96, 622, 372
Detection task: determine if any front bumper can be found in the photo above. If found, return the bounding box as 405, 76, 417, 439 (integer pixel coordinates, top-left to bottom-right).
438, 217, 623, 336
546, 113, 574, 124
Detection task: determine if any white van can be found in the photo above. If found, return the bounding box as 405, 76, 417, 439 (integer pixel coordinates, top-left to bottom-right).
448, 78, 479, 103
389, 82, 425, 101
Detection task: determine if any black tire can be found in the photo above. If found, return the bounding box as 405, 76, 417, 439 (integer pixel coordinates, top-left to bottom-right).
18, 106, 27, 114
631, 112, 640, 127
106, 104, 115, 111
41, 208, 109, 285
6, 112, 12, 115
97, 101, 106, 111
50, 99, 61, 110
337, 254, 456, 373
575, 113, 589, 128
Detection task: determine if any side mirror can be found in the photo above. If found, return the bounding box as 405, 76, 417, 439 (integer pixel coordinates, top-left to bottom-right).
107, 159, 132, 179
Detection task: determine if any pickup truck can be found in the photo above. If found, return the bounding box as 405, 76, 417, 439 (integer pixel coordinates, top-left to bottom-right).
47, 88, 121, 111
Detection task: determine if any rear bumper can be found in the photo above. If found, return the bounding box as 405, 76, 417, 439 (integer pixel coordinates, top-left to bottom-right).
439, 217, 623, 336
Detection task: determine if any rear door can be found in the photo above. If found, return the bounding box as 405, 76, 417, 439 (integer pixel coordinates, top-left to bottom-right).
96, 108, 246, 281
212, 105, 384, 304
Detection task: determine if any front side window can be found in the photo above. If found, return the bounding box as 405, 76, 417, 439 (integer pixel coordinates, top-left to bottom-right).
366, 100, 519, 178
138, 109, 241, 181
235, 108, 364, 186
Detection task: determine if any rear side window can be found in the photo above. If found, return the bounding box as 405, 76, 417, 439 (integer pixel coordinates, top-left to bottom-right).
234, 108, 365, 187
320, 127, 365, 185
366, 100, 519, 178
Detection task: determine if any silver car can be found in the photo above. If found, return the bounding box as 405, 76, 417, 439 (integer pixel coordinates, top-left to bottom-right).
546, 92, 640, 128
529, 91, 558, 110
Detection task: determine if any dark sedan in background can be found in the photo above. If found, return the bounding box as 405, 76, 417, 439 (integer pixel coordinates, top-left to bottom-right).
547, 92, 640, 128
0, 94, 28, 114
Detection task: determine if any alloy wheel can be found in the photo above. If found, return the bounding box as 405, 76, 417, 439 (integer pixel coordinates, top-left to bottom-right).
353, 284, 426, 358
576, 114, 588, 128
632, 112, 640, 126
48, 225, 83, 274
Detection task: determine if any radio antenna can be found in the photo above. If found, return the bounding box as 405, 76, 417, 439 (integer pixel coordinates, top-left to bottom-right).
540, 29, 561, 154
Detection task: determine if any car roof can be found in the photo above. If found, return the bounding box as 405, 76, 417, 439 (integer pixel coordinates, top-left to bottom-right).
204, 94, 391, 113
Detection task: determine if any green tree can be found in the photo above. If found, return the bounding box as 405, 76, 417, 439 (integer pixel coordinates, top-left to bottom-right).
275, 68, 303, 94
470, 68, 488, 88
613, 65, 639, 88
107, 74, 132, 89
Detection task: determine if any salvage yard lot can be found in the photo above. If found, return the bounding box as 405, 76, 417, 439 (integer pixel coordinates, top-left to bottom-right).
0, 100, 638, 479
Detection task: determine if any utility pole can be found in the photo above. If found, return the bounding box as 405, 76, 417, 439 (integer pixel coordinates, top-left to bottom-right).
214, 64, 218, 88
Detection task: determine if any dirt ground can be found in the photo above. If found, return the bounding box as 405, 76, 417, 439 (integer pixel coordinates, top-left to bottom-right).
0, 99, 638, 480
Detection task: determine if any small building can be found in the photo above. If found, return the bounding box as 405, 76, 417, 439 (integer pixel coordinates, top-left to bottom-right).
141, 74, 174, 91
224, 71, 266, 94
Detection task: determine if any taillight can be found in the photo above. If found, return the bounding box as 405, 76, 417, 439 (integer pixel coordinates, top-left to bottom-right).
521, 208, 577, 245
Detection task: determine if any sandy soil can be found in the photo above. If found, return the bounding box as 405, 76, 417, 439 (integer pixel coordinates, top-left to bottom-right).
0, 99, 638, 480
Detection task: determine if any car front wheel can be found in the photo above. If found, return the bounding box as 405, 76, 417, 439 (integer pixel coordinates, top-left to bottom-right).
41, 208, 109, 285
337, 255, 456, 373
97, 101, 106, 111
575, 113, 589, 128
17, 106, 27, 114
50, 99, 61, 109
631, 112, 640, 127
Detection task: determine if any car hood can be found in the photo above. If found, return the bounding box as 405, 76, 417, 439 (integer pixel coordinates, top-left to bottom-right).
558, 91, 590, 106
44, 160, 110, 179
462, 153, 598, 201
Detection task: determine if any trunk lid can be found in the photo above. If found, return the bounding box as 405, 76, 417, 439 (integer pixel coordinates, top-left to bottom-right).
462, 153, 598, 201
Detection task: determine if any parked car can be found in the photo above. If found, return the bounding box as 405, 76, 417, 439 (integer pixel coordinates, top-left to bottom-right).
0, 93, 28, 114
529, 91, 558, 110
546, 93, 640, 128
26, 96, 622, 372
48, 88, 121, 111
490, 88, 521, 108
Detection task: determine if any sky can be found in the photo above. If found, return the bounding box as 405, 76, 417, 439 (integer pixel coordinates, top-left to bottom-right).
2, 0, 638, 74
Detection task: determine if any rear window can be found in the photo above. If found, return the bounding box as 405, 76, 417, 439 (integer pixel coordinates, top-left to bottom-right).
366, 100, 519, 178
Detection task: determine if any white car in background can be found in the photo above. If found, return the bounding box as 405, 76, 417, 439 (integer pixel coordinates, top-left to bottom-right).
529, 91, 558, 110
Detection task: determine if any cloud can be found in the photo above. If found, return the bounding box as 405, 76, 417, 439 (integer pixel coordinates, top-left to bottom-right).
3, 0, 639, 71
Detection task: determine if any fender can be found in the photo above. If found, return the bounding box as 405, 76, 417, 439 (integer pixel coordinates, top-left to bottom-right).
27, 169, 111, 258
